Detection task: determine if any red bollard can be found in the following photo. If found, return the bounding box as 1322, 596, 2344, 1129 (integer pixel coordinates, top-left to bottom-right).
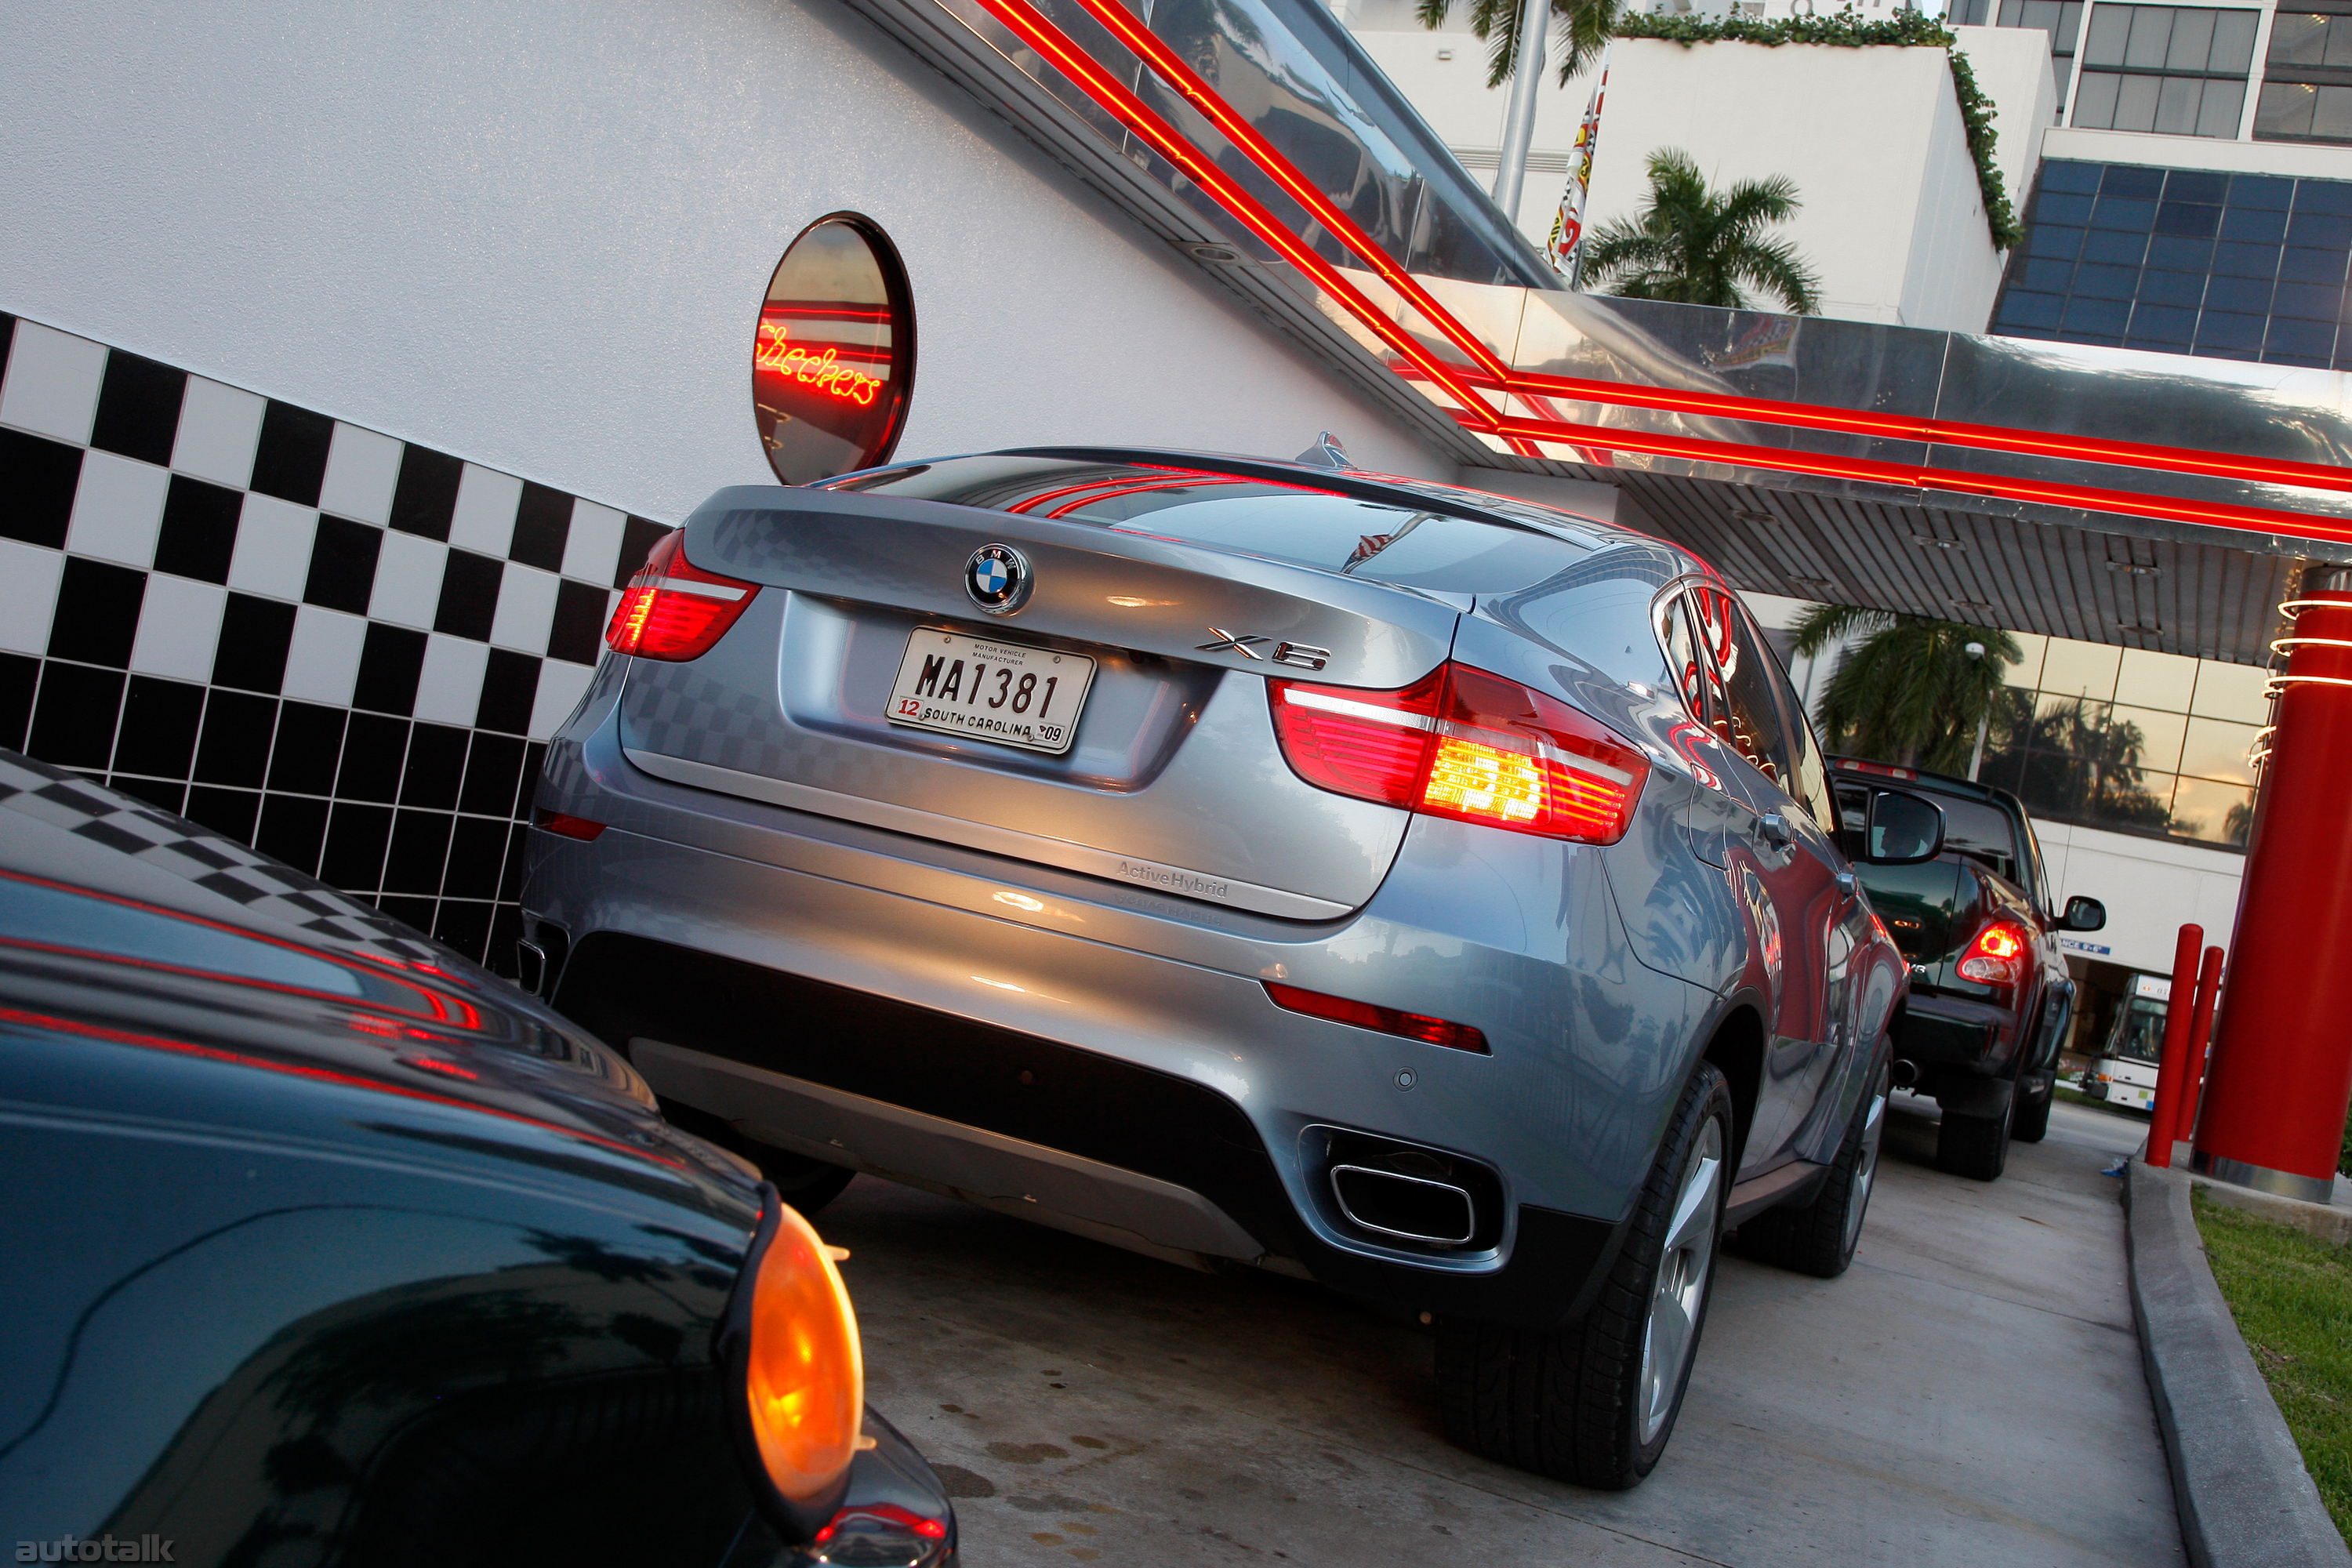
2176, 946, 2225, 1144
2143, 924, 2204, 1168
2197, 575, 2352, 1201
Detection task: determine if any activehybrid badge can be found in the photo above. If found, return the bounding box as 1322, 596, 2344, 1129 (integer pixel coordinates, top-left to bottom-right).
965, 543, 1033, 615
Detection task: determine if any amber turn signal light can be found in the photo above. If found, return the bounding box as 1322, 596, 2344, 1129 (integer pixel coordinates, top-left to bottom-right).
719, 1182, 866, 1538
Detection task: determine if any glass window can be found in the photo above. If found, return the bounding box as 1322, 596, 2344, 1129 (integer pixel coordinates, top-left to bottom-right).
2005, 633, 2051, 688
755, 214, 916, 486
2114, 646, 2200, 708
1692, 585, 1789, 787
2259, 2, 2352, 143
2111, 703, 2189, 771
2180, 715, 2263, 781
2189, 659, 2273, 720
2002, 0, 2089, 101
2074, 5, 2257, 136
2040, 637, 2123, 700
1933, 793, 2026, 884
1659, 589, 1726, 733
2170, 775, 2258, 843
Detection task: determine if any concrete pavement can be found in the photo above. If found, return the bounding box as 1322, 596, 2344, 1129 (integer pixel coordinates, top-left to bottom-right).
822, 1095, 2181, 1566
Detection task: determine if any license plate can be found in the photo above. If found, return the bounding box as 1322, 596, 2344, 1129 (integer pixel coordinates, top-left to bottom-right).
887, 629, 1096, 754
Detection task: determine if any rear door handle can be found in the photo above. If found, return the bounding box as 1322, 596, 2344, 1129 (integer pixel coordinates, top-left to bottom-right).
1835, 870, 1858, 896
1755, 811, 1793, 849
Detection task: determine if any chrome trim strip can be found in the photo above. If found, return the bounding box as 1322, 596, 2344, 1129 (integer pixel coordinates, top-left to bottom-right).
622, 746, 1356, 920
1280, 687, 1435, 729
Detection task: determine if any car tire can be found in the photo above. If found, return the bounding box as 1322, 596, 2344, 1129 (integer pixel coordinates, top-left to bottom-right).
1730, 1058, 1888, 1279
2009, 1072, 2053, 1144
1936, 1106, 2011, 1181
1436, 1061, 1733, 1490
661, 1099, 859, 1215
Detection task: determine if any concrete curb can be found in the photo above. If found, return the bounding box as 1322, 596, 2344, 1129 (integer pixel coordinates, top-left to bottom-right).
2125, 1158, 2350, 1568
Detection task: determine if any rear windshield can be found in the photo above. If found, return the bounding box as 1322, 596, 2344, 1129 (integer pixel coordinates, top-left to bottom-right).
829, 455, 1592, 594
1932, 793, 2024, 886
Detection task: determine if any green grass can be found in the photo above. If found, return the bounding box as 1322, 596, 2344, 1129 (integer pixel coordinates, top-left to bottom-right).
2054, 1084, 2143, 1115
2192, 1192, 2352, 1544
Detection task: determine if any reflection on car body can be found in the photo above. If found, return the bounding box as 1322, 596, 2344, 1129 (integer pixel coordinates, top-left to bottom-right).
0, 750, 955, 1567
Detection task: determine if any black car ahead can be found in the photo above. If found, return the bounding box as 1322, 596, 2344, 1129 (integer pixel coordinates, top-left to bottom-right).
1831, 759, 2106, 1181
0, 749, 954, 1567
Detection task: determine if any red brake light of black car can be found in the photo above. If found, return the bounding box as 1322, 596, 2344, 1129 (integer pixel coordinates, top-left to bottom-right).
1958, 920, 2031, 986
1269, 662, 1649, 844
606, 532, 760, 661
1265, 981, 1490, 1054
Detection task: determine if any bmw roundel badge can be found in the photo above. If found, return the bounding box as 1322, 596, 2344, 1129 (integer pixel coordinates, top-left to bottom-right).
965, 543, 1032, 615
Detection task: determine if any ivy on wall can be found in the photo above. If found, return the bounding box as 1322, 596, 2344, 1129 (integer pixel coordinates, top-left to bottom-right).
1613, 10, 2025, 252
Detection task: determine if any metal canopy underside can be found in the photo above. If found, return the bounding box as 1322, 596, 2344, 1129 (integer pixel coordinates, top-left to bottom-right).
1606, 469, 2299, 665
839, 0, 2335, 666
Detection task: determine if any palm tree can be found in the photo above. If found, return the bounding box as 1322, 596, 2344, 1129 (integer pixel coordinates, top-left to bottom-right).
1790, 605, 2018, 774
1582, 150, 1822, 314
1414, 0, 1617, 88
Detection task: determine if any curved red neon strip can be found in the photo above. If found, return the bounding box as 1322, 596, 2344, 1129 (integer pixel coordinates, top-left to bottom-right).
1059, 0, 1517, 389
968, 0, 2352, 546
1483, 411, 2352, 548
963, 0, 1501, 427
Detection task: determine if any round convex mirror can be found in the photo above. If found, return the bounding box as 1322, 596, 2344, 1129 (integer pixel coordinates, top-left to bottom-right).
753, 214, 916, 485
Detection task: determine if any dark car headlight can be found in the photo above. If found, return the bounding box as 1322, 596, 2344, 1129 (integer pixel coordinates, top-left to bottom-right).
717, 1181, 866, 1540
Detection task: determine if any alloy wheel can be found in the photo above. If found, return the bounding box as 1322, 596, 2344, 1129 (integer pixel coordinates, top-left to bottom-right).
1637, 1116, 1723, 1446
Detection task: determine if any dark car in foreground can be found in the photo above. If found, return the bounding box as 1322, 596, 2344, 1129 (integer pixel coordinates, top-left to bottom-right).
0, 750, 954, 1568
524, 445, 1938, 1488
1831, 758, 2104, 1181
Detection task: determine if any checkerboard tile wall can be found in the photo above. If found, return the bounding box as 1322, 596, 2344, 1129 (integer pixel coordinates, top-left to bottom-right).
0, 310, 673, 975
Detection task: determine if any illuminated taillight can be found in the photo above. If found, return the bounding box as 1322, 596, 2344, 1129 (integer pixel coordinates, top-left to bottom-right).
814, 1503, 949, 1545
719, 1184, 865, 1537
1958, 920, 2030, 986
1269, 662, 1649, 844
606, 532, 760, 661
1265, 980, 1489, 1054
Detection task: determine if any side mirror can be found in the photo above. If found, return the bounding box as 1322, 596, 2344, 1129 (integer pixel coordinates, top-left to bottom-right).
1864, 789, 1945, 866
2063, 895, 2107, 932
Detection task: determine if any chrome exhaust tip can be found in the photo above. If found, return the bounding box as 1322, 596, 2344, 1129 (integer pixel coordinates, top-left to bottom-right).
1330, 1164, 1477, 1247
1890, 1058, 1922, 1090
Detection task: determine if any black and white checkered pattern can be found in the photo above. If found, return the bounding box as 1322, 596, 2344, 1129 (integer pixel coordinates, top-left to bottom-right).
0, 309, 673, 974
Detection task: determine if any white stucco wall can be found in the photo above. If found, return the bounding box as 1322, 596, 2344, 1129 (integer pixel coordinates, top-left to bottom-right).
1348, 27, 2039, 332
0, 0, 1454, 524
2035, 820, 2245, 975
1574, 38, 2005, 330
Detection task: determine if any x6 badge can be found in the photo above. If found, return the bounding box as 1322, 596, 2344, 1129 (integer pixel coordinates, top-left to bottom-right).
1195, 629, 1330, 670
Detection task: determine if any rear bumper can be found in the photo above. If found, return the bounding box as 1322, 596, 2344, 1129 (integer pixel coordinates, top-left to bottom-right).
522, 682, 1706, 1330
1891, 996, 2013, 1072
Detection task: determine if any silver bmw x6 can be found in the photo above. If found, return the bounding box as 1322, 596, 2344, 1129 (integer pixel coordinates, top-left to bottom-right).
521, 446, 1929, 1488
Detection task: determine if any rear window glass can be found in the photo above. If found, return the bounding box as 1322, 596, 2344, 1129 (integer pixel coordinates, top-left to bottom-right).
1931, 794, 2023, 885
831, 455, 1590, 594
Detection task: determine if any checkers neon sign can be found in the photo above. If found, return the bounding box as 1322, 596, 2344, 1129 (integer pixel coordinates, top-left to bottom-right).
756, 317, 885, 407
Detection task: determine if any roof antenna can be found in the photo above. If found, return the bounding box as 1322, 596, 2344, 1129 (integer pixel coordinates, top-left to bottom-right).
1295, 431, 1356, 470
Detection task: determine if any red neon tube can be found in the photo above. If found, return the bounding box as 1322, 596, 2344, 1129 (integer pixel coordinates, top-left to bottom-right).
963, 0, 1502, 426
964, 0, 2352, 548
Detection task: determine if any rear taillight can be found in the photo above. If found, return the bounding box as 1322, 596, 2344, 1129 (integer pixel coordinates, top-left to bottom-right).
606, 532, 760, 661
1268, 662, 1649, 844
1958, 920, 2031, 986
